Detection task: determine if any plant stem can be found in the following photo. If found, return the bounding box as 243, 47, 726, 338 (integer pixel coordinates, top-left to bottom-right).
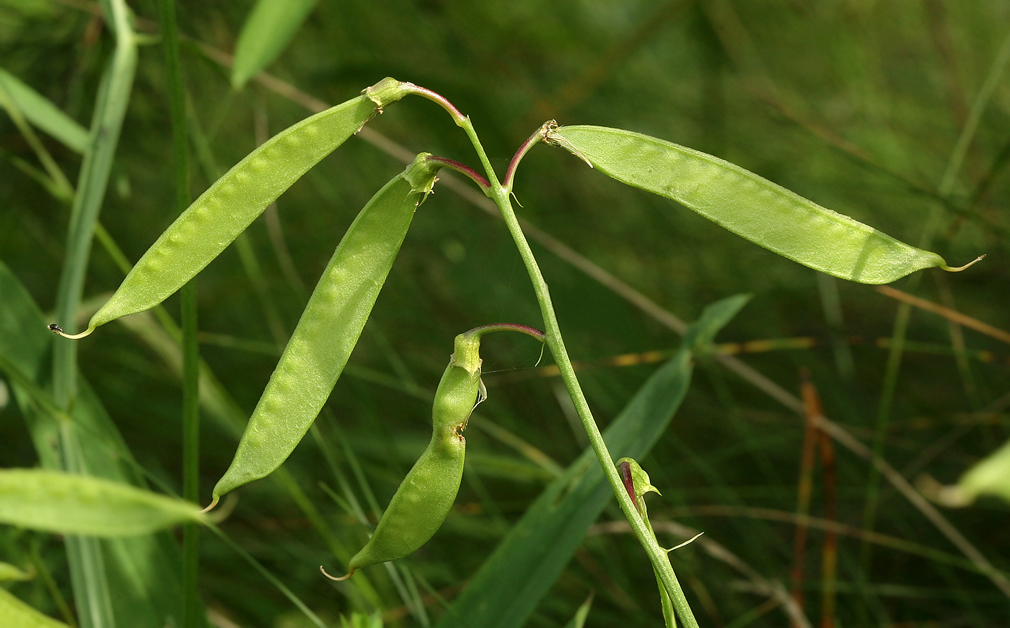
181, 283, 201, 628
49, 2, 136, 626
424, 155, 491, 194
53, 0, 137, 407
503, 121, 551, 193
464, 322, 546, 343
156, 0, 202, 625
455, 114, 699, 627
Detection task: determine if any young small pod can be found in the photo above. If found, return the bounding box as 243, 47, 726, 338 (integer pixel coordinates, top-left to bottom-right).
324, 323, 544, 580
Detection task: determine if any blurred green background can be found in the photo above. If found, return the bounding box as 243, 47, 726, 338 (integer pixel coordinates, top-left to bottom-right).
1, 0, 1008, 626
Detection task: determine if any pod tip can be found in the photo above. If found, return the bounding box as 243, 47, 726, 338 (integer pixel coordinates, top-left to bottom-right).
47, 323, 94, 340
320, 565, 354, 582
942, 254, 985, 273
199, 497, 220, 514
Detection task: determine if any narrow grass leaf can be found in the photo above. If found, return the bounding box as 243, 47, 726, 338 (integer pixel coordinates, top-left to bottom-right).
0, 67, 89, 153
436, 295, 748, 628
231, 0, 318, 89
563, 592, 595, 628
0, 588, 70, 628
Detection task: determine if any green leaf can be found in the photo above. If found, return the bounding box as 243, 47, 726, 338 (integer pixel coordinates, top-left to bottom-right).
436, 295, 746, 628
231, 0, 318, 89
562, 592, 595, 628
0, 588, 70, 628
0, 67, 90, 154
683, 293, 750, 353
551, 126, 966, 284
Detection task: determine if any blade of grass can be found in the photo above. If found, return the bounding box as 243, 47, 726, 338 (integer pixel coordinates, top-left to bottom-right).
0, 75, 75, 200
204, 526, 327, 628
563, 592, 595, 628
0, 66, 90, 154
29, 542, 78, 628
52, 0, 136, 400
0, 587, 71, 628
230, 0, 318, 90
48, 2, 137, 624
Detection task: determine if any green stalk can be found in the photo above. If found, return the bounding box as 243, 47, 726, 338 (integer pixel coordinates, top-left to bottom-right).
181, 284, 201, 628
448, 111, 699, 626
155, 1, 202, 625
404, 82, 693, 613
49, 2, 136, 626
53, 0, 137, 406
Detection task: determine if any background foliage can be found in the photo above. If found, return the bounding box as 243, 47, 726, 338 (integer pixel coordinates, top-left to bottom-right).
1, 0, 1009, 626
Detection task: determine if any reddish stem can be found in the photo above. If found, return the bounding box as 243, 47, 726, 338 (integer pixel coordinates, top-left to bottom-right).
503, 120, 555, 193
463, 323, 545, 343
400, 83, 466, 125
425, 155, 491, 195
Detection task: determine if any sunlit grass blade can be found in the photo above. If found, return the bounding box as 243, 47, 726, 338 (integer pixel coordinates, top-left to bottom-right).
0, 588, 70, 628
231, 0, 318, 89
562, 592, 595, 628
47, 2, 139, 624
0, 67, 89, 154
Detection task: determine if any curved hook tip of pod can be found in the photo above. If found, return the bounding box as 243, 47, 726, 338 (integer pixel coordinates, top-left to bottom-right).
942, 254, 985, 273
47, 323, 94, 340
198, 497, 220, 514
320, 565, 355, 582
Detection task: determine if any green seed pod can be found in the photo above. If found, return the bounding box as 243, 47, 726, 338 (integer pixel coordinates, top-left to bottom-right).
210, 154, 442, 503
50, 78, 412, 339
324, 324, 544, 580
0, 469, 206, 537
548, 125, 981, 284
